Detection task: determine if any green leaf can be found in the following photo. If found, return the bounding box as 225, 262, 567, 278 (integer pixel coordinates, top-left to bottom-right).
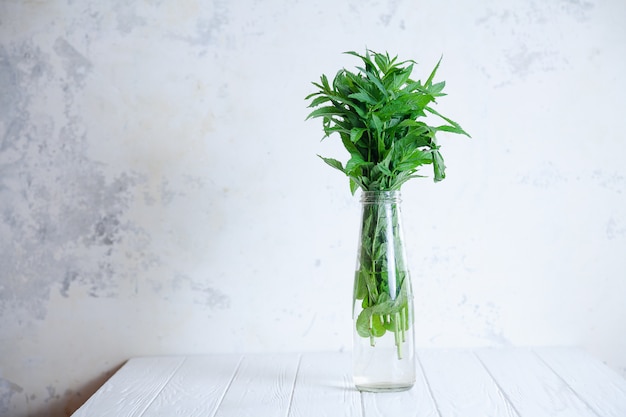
354, 270, 368, 300
436, 124, 467, 135
305, 105, 344, 121
426, 106, 471, 137
350, 127, 367, 143
349, 90, 378, 106
349, 178, 362, 195
318, 156, 345, 173
395, 149, 432, 172
345, 153, 371, 175
307, 95, 331, 108
321, 73, 331, 91
374, 52, 388, 72
356, 308, 372, 337
369, 113, 383, 131
428, 81, 446, 96
432, 149, 446, 182
366, 71, 388, 98
425, 56, 442, 87
389, 64, 413, 91
371, 314, 387, 337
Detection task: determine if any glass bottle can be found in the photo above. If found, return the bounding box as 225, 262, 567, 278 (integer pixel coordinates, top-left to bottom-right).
352, 190, 416, 392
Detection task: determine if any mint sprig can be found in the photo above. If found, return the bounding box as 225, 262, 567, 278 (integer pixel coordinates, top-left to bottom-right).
306, 50, 470, 194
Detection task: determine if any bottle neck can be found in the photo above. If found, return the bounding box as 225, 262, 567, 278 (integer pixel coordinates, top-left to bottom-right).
360, 190, 402, 204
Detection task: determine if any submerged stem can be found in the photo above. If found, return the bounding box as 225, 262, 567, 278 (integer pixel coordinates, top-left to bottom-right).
395, 312, 403, 359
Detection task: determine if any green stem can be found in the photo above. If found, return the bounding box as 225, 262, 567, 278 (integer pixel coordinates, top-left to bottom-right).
395, 312, 403, 359
401, 306, 407, 343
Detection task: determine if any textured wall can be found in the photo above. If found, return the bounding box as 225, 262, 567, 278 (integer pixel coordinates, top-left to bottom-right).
1, 0, 625, 415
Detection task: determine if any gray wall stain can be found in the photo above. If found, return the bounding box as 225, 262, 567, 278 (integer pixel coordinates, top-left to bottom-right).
0, 378, 23, 416
1, 42, 49, 153
560, 0, 595, 21
474, 0, 595, 85
112, 2, 147, 34
168, 0, 229, 48
518, 162, 566, 188
53, 38, 93, 84
155, 273, 231, 310
378, 0, 402, 27
606, 217, 626, 240
0, 46, 21, 128
0, 37, 148, 319
591, 170, 624, 194
504, 45, 559, 78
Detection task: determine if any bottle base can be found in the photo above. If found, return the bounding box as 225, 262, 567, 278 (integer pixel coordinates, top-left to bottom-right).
354, 381, 415, 393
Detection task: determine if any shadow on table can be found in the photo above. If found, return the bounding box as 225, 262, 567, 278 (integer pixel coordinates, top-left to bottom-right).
22, 361, 125, 417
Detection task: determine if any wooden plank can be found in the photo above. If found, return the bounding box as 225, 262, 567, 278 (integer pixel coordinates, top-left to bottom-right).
140, 354, 242, 417
535, 347, 626, 417
71, 356, 185, 417
476, 348, 600, 417
359, 350, 439, 417
213, 353, 300, 417
288, 352, 362, 417
418, 349, 518, 417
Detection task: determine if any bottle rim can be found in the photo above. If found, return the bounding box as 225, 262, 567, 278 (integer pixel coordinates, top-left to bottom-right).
360, 190, 402, 203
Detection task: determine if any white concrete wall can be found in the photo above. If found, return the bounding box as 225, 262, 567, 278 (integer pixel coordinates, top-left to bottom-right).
1, 0, 625, 415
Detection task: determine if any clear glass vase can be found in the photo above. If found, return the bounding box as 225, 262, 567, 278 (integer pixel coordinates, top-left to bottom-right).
352, 190, 416, 392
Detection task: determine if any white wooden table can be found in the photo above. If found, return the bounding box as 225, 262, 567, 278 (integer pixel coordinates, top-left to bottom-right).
71, 348, 626, 417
